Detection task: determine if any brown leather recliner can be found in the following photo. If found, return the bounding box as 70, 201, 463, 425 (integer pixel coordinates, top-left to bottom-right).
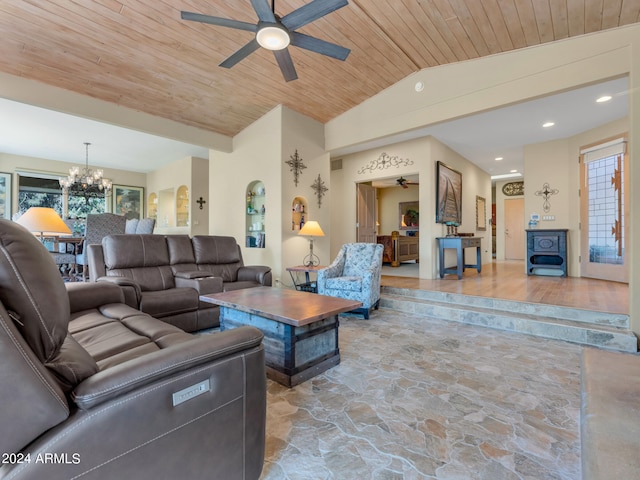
0, 219, 266, 480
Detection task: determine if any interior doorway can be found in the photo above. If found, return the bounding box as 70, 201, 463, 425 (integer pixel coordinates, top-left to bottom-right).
504, 198, 525, 260
356, 183, 377, 243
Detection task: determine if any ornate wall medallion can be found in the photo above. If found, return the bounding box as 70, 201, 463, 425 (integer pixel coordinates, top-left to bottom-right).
502, 181, 524, 196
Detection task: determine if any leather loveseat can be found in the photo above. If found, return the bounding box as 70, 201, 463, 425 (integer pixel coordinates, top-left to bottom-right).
87, 234, 272, 332
0, 219, 266, 480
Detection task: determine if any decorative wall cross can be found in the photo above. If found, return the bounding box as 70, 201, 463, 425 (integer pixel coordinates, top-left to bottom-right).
311, 174, 328, 208
196, 196, 206, 209
285, 149, 306, 187
535, 182, 559, 212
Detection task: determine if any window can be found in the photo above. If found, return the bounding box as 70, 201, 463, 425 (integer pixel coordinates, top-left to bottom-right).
582, 139, 625, 265
17, 172, 107, 218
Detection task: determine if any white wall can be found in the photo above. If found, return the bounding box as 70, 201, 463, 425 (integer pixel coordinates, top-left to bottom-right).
280, 108, 329, 280
146, 156, 209, 235
332, 136, 491, 279
210, 106, 282, 276
209, 106, 326, 285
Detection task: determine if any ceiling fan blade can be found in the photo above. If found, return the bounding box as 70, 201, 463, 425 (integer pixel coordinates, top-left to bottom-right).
281, 0, 348, 31
290, 32, 350, 60
181, 11, 257, 32
273, 49, 298, 82
250, 0, 277, 23
219, 39, 261, 69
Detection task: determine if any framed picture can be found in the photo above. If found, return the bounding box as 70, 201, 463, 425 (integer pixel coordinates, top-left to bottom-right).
0, 172, 12, 219
436, 161, 462, 224
399, 201, 419, 231
113, 185, 144, 220
476, 195, 486, 231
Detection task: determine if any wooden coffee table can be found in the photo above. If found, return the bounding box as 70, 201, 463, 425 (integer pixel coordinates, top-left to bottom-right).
200, 287, 361, 387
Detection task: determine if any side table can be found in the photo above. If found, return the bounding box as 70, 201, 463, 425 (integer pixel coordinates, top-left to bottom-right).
286, 265, 325, 293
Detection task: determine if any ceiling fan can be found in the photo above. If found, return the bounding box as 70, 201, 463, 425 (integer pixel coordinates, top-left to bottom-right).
396, 177, 419, 189
181, 0, 351, 82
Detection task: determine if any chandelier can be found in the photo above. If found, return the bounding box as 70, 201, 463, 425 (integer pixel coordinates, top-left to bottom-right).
59, 142, 112, 198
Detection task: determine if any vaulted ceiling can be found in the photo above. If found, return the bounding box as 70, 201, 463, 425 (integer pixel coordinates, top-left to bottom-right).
1, 0, 638, 141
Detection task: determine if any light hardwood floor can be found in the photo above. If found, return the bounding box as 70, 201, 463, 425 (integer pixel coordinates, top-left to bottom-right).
381, 260, 629, 314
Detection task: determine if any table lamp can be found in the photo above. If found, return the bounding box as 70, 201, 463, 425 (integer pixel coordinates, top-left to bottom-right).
298, 220, 325, 267
16, 207, 71, 244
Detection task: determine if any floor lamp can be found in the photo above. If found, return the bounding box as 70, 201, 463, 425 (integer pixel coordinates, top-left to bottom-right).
298, 221, 325, 267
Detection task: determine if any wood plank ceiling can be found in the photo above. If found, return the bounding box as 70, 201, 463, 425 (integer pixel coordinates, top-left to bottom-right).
1, 1, 638, 138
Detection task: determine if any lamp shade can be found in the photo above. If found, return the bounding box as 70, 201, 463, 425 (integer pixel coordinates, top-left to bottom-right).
16, 207, 71, 236
298, 221, 325, 237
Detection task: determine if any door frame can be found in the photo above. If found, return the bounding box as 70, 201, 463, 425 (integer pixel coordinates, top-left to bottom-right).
504, 197, 525, 260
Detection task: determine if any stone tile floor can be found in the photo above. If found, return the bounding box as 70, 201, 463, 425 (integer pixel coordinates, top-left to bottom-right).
260, 308, 582, 480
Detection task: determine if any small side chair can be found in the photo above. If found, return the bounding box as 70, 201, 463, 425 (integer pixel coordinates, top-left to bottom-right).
317, 243, 384, 319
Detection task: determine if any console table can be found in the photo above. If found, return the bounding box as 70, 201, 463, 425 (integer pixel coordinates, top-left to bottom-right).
437, 236, 482, 279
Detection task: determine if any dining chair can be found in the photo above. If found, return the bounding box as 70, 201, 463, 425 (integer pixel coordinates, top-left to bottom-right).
75, 213, 126, 281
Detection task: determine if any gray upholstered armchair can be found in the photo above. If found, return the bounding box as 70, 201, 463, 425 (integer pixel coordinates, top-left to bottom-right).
317, 243, 384, 319
0, 219, 266, 480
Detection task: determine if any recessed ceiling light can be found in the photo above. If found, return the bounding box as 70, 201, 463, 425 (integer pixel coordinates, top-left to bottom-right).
415, 81, 425, 92
495, 157, 503, 161
542, 122, 555, 128
596, 95, 612, 103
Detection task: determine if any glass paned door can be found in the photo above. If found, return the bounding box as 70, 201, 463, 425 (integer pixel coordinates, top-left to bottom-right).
580, 137, 629, 282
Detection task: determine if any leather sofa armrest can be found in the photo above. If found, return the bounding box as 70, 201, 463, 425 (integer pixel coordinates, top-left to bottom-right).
87, 244, 106, 282
95, 277, 141, 308
72, 326, 264, 409
66, 282, 125, 314
175, 275, 223, 295
237, 266, 272, 286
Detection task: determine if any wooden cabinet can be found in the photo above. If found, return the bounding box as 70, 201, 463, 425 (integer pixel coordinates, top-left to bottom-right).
526, 229, 568, 276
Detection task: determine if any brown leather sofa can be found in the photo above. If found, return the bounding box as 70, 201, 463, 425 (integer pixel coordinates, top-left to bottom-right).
88, 234, 272, 332
0, 219, 266, 480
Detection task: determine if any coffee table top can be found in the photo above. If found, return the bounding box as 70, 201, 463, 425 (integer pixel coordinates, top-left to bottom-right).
200, 287, 362, 327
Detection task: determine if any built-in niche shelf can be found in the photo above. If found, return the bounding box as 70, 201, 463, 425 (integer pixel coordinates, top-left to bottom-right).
246, 181, 265, 248
176, 185, 189, 227
291, 196, 308, 231
148, 192, 158, 220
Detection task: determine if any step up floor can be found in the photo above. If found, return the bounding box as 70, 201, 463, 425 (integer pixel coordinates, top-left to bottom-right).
380, 286, 637, 353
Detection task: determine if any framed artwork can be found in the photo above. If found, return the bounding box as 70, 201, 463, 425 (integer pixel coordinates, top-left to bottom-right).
113, 185, 144, 220
436, 161, 462, 224
476, 195, 486, 231
399, 201, 419, 231
0, 172, 12, 219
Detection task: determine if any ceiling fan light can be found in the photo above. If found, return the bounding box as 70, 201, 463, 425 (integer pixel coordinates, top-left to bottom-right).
256, 25, 290, 50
